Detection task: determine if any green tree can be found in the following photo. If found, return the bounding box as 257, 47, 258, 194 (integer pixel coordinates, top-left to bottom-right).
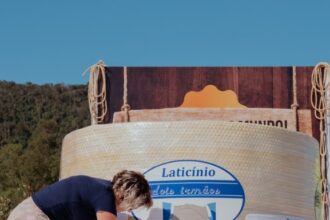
0, 81, 90, 219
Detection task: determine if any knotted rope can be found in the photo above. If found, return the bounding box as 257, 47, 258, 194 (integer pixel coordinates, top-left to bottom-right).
311, 62, 330, 220
83, 60, 107, 125
121, 66, 131, 122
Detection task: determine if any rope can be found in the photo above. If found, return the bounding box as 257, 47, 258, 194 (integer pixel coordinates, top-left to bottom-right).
83, 60, 108, 125
311, 62, 330, 220
291, 66, 299, 130
121, 66, 130, 122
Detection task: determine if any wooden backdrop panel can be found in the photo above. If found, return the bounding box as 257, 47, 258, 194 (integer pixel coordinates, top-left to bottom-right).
104, 67, 318, 139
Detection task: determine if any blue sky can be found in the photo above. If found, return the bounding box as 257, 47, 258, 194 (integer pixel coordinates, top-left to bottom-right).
0, 0, 329, 85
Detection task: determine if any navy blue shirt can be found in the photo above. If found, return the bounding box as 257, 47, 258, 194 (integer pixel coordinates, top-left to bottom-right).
32, 175, 116, 220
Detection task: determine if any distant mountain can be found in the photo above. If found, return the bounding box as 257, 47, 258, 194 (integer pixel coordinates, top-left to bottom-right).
0, 81, 90, 219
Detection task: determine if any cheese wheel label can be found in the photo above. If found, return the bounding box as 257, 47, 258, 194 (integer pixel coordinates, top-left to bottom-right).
132, 160, 245, 220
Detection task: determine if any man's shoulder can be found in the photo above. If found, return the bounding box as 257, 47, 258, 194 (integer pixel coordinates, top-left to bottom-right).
63, 175, 102, 182
68, 175, 111, 188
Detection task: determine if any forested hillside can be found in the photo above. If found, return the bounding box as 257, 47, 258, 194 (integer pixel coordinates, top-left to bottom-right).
0, 81, 90, 219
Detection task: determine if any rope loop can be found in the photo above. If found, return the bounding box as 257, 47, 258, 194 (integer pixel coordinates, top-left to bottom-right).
311, 62, 330, 220
121, 104, 131, 112
290, 103, 299, 108
320, 143, 327, 157
84, 60, 108, 124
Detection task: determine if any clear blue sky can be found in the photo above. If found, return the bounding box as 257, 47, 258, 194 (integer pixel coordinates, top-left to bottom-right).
0, 0, 329, 85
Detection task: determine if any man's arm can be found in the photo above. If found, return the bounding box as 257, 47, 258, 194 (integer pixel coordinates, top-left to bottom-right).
97, 211, 117, 220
